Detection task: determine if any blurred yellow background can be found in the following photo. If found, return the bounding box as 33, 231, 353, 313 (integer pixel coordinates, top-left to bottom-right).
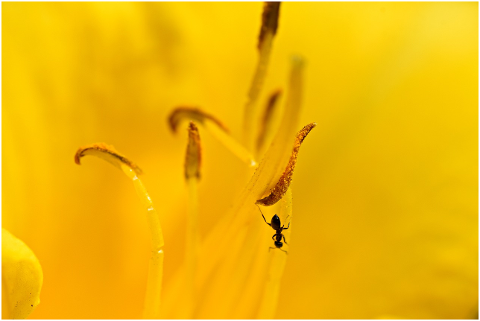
3, 2, 477, 319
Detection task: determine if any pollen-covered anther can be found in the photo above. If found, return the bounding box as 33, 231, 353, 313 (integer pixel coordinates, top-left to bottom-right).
185, 122, 202, 180
256, 122, 316, 206
74, 143, 143, 175
258, 2, 281, 50
168, 107, 230, 134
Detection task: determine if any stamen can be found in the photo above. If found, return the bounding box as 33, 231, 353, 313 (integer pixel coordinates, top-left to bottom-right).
257, 187, 292, 318
169, 107, 229, 134
142, 244, 164, 319
164, 44, 312, 319
75, 143, 164, 319
75, 143, 143, 175
256, 89, 283, 156
243, 2, 281, 150
169, 107, 256, 167
184, 122, 201, 317
258, 2, 281, 50
206, 122, 257, 167
256, 122, 316, 206
192, 57, 308, 306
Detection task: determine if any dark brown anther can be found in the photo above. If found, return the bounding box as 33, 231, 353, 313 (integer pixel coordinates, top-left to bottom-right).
75, 143, 143, 175
168, 107, 229, 134
258, 2, 281, 50
185, 122, 202, 180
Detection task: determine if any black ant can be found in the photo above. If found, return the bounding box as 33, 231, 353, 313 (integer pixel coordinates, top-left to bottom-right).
257, 205, 290, 254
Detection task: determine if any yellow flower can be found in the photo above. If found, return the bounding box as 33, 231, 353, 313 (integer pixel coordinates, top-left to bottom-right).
3, 2, 477, 319
73, 4, 316, 317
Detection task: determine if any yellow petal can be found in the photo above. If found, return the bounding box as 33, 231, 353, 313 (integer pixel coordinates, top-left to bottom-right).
2, 229, 43, 319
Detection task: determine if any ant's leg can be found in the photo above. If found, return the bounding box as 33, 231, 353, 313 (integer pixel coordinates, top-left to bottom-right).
272, 234, 276, 241
257, 204, 271, 226
282, 215, 291, 229
268, 247, 288, 255
282, 234, 288, 245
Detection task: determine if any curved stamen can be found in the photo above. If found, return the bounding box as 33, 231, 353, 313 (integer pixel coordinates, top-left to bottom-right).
75, 143, 164, 318
256, 122, 316, 206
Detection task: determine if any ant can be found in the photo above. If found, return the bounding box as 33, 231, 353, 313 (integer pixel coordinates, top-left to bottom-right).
257, 205, 290, 254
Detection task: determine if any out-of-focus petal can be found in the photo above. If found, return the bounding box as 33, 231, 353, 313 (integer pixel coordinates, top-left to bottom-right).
2, 229, 43, 319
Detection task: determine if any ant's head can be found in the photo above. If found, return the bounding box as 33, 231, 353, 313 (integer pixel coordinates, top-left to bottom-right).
274, 240, 283, 248
271, 214, 281, 230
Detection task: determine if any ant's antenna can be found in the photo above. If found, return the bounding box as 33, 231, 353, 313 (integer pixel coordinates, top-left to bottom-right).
257, 204, 270, 226
256, 203, 265, 216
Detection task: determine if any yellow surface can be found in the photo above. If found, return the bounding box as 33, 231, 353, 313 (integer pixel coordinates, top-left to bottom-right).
2, 2, 477, 319
2, 229, 43, 319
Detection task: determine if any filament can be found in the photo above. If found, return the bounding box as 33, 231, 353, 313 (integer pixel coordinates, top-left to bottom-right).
121, 165, 164, 319
243, 31, 275, 151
